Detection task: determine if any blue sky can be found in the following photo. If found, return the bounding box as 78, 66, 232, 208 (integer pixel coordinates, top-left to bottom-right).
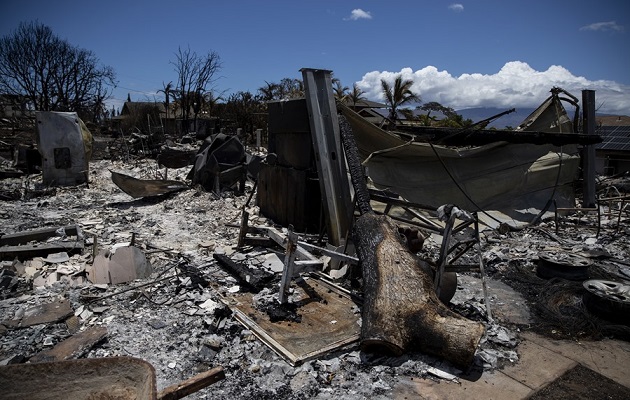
2, 0, 629, 114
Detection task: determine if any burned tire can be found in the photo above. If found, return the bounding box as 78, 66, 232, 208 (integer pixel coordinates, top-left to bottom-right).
582, 280, 630, 325
536, 251, 591, 280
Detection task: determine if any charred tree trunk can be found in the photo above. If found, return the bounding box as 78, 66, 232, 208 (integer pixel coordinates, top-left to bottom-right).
339, 114, 485, 368
354, 212, 485, 367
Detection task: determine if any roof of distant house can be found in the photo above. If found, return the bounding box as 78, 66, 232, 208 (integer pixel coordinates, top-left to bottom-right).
121, 101, 166, 115
345, 99, 387, 109
597, 115, 630, 126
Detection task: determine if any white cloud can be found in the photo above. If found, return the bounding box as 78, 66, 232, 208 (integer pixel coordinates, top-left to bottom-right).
355, 61, 630, 114
448, 4, 464, 12
346, 9, 372, 21
580, 21, 624, 32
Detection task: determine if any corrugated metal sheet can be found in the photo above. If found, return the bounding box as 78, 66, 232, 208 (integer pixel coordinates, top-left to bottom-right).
596, 126, 630, 151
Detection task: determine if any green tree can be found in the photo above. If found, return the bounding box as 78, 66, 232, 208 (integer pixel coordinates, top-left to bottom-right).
417, 101, 452, 126
256, 78, 303, 101
257, 81, 278, 101
202, 90, 223, 116
420, 101, 453, 118
346, 83, 366, 108
332, 78, 349, 102
223, 91, 266, 136
435, 111, 474, 128
0, 21, 116, 121
380, 75, 421, 123
278, 78, 304, 99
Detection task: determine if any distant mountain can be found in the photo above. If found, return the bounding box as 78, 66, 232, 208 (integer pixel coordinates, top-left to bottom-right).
456, 107, 536, 129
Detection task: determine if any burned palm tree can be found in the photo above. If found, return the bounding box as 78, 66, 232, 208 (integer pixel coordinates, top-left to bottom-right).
258, 81, 278, 101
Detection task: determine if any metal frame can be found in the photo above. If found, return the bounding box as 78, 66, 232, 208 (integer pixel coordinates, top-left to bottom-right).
301, 68, 353, 247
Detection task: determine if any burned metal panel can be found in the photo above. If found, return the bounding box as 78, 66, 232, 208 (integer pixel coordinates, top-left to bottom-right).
301, 68, 353, 246
267, 99, 314, 170
35, 111, 89, 186
257, 163, 322, 233
582, 89, 597, 208
111, 170, 189, 198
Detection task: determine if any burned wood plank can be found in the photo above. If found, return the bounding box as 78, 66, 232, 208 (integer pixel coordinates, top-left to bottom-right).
0, 225, 81, 246
29, 326, 107, 363
397, 126, 602, 146
213, 253, 273, 292
158, 366, 225, 400
0, 241, 84, 261
217, 276, 360, 366
3, 299, 73, 328
0, 357, 157, 400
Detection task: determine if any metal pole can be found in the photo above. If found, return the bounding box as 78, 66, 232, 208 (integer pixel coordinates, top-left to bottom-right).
301, 68, 353, 247
582, 90, 597, 208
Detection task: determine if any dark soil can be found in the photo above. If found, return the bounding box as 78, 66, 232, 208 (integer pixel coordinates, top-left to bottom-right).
528, 364, 630, 399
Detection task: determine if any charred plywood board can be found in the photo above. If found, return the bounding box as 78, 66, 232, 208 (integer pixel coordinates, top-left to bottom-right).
2, 299, 73, 328
218, 276, 360, 366
29, 326, 108, 363
0, 225, 84, 261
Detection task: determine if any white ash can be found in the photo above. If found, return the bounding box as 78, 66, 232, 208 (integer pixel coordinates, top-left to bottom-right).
1, 157, 629, 399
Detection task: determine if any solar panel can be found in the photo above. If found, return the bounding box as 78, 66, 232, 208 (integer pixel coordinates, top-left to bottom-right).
595, 126, 630, 151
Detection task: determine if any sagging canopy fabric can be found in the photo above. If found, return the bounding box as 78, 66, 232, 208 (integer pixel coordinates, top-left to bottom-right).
338, 99, 580, 229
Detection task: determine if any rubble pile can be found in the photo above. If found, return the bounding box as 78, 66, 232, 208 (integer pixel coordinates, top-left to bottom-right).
1, 153, 629, 398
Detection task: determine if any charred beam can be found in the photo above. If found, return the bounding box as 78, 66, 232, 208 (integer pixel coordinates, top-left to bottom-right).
396, 127, 602, 147
213, 253, 273, 292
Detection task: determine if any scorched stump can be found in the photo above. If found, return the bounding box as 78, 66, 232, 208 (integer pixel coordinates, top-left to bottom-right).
338, 112, 485, 369
355, 212, 484, 368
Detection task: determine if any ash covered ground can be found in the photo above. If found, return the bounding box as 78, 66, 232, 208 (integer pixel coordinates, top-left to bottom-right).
1, 132, 629, 399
